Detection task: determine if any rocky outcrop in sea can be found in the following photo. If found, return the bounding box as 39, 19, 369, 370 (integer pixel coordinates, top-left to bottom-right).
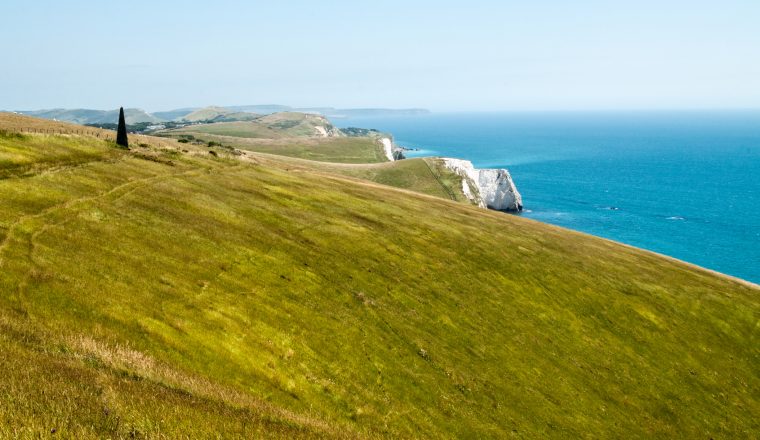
442, 158, 523, 212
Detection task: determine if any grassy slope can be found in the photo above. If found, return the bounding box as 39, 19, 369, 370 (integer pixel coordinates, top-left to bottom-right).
159, 112, 390, 164
20, 108, 162, 125
335, 158, 458, 200
181, 106, 233, 122
281, 157, 471, 203
169, 122, 278, 138
168, 113, 335, 140
159, 115, 469, 197
166, 130, 388, 164
0, 120, 758, 438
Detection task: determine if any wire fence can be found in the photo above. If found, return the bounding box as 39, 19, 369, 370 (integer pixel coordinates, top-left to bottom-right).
2, 126, 175, 149
8, 127, 115, 140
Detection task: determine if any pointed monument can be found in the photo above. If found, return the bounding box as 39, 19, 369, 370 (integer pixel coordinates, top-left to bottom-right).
116, 107, 129, 148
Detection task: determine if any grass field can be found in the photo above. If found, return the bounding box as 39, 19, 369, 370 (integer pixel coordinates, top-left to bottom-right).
166, 132, 388, 164
0, 114, 758, 438
179, 106, 260, 123
164, 112, 340, 140
158, 112, 390, 164
279, 157, 472, 202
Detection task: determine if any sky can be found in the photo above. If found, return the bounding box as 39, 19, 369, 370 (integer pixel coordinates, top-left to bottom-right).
2, 0, 759, 112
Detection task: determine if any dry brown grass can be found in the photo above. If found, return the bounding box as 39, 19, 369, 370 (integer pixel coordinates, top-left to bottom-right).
66, 335, 337, 434
0, 112, 186, 152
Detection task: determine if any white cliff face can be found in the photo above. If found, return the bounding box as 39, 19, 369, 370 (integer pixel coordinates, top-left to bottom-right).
313, 124, 343, 138
442, 158, 523, 212
442, 158, 482, 207
308, 114, 342, 137
380, 138, 395, 162
313, 126, 329, 137
476, 169, 523, 211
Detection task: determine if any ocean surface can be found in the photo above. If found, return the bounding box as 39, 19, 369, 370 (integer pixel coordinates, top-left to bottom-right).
334, 111, 760, 284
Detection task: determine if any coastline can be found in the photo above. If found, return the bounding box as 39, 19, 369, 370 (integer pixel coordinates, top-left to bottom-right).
250, 146, 760, 290
506, 206, 760, 290
334, 112, 760, 285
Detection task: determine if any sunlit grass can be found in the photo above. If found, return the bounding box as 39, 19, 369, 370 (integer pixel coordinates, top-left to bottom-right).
0, 119, 758, 438
159, 116, 388, 164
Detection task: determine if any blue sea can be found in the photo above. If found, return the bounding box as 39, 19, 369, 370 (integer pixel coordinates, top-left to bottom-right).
334, 111, 760, 284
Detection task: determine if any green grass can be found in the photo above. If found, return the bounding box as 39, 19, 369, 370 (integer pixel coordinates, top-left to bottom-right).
309, 158, 470, 202
0, 125, 758, 438
178, 106, 261, 123
165, 130, 388, 164
170, 122, 277, 139
0, 131, 123, 179
233, 137, 387, 163
0, 315, 323, 438
158, 114, 469, 198
159, 112, 389, 164
166, 113, 336, 140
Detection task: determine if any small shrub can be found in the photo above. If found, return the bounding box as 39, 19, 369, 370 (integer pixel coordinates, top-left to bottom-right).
177, 139, 189, 144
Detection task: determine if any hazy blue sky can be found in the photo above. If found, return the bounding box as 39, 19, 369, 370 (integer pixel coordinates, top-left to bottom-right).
2, 0, 759, 111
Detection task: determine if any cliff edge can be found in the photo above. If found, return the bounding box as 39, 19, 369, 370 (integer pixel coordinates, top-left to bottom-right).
443, 158, 523, 212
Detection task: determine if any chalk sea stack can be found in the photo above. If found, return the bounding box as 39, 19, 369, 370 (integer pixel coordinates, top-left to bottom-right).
116, 107, 129, 148
442, 158, 523, 212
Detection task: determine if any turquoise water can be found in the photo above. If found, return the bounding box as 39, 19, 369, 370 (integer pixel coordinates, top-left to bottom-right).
334, 111, 760, 283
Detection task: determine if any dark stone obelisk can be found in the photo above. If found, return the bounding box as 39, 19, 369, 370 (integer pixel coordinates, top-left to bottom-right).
116, 107, 129, 148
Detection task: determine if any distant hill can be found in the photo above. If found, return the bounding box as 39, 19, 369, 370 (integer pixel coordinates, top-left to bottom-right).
0, 113, 757, 438
162, 111, 346, 143
14, 106, 432, 126
255, 112, 343, 137
226, 104, 294, 114
19, 108, 162, 125
180, 106, 259, 123
225, 105, 431, 118
152, 107, 199, 121
181, 106, 234, 122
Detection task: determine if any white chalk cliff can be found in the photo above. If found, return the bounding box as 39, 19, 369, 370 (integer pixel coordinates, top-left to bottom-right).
379, 137, 407, 162
380, 138, 395, 162
442, 158, 523, 212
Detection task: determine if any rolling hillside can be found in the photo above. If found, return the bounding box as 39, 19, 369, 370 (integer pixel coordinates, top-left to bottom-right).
157, 112, 391, 164
12, 106, 432, 126
0, 113, 758, 438
166, 112, 343, 139
265, 155, 474, 203
180, 106, 260, 123
181, 106, 234, 122
19, 108, 162, 125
